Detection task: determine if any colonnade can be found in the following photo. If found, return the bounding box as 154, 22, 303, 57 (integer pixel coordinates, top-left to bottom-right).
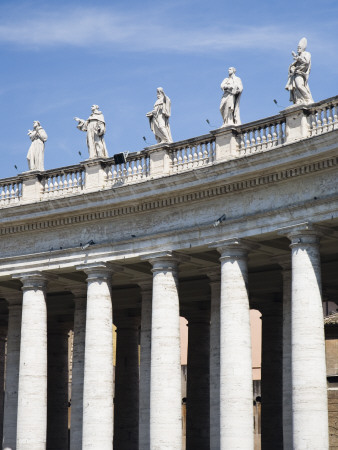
0, 226, 330, 449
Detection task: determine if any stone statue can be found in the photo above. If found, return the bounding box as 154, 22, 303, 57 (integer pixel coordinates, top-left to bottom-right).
285, 37, 314, 105
74, 105, 108, 159
27, 121, 48, 171
220, 67, 243, 126
146, 87, 173, 144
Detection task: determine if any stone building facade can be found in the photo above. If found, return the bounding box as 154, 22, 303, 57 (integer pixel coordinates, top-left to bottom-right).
0, 96, 337, 449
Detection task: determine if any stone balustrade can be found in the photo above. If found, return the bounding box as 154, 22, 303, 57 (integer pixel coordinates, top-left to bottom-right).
308, 96, 338, 137
169, 135, 215, 173
0, 177, 22, 206
1, 95, 337, 209
236, 115, 286, 157
41, 166, 85, 198
104, 152, 150, 187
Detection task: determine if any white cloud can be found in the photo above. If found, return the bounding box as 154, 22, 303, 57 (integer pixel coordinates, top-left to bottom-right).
0, 6, 322, 54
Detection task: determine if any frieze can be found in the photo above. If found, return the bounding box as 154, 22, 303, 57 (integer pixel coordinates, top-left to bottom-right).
0, 154, 337, 237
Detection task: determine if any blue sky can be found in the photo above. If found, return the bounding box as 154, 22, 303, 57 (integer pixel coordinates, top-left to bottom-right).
0, 0, 337, 179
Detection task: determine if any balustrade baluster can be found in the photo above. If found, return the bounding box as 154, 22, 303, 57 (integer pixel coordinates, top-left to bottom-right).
262, 126, 267, 149
256, 128, 262, 151
203, 143, 208, 164
327, 106, 333, 130
272, 123, 278, 145
317, 110, 322, 132
197, 144, 203, 166
334, 104, 338, 129
267, 125, 272, 147
113, 164, 118, 183
250, 129, 256, 153
322, 107, 328, 131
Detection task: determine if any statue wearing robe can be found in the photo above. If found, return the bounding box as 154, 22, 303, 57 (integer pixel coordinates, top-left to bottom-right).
27, 121, 48, 171
220, 67, 243, 126
146, 87, 173, 144
285, 37, 314, 105
74, 105, 108, 159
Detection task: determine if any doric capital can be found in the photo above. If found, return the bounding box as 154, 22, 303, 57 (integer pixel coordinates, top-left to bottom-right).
206, 268, 221, 283
76, 262, 117, 283
135, 279, 153, 297
209, 238, 258, 260
270, 254, 291, 271
12, 271, 53, 292
141, 250, 184, 273
277, 222, 324, 247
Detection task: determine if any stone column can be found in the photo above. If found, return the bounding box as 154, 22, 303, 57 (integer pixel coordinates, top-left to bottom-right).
213, 239, 254, 450
287, 226, 329, 449
47, 320, 70, 450
13, 272, 49, 450
69, 289, 87, 450
2, 294, 22, 450
0, 327, 7, 445
279, 258, 293, 450
79, 263, 114, 450
113, 313, 140, 450
138, 281, 152, 450
145, 251, 182, 450
208, 271, 221, 450
260, 301, 283, 450
185, 308, 210, 450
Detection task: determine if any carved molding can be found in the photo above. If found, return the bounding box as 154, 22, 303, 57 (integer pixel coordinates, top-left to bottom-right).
1, 155, 337, 237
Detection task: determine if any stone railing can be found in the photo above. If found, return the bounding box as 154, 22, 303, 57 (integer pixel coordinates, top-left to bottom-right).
169, 135, 215, 173
236, 116, 286, 157
104, 152, 150, 187
0, 95, 337, 208
41, 166, 85, 198
308, 96, 338, 137
0, 177, 22, 206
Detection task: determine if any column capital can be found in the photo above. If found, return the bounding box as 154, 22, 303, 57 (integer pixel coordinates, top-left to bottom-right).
12, 271, 54, 292
277, 222, 326, 244
270, 254, 291, 271
76, 262, 118, 282
206, 269, 221, 283
141, 250, 186, 272
70, 285, 87, 300
134, 279, 153, 294
209, 237, 258, 259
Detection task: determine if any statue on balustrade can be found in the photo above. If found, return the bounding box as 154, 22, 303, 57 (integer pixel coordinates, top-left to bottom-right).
146, 87, 173, 144
220, 67, 243, 126
74, 105, 109, 159
27, 121, 48, 171
285, 37, 314, 105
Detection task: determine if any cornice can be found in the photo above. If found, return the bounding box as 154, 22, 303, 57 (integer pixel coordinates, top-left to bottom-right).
1, 153, 337, 237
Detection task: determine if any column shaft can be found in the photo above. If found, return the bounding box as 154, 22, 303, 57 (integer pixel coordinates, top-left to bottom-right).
138, 283, 152, 450
81, 265, 114, 450
3, 301, 22, 450
47, 324, 69, 450
148, 254, 182, 450
289, 231, 328, 449
282, 266, 293, 449
186, 311, 210, 450
15, 273, 48, 450
217, 240, 254, 449
70, 295, 86, 450
0, 330, 6, 445
113, 316, 140, 450
261, 302, 283, 450
209, 276, 220, 450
